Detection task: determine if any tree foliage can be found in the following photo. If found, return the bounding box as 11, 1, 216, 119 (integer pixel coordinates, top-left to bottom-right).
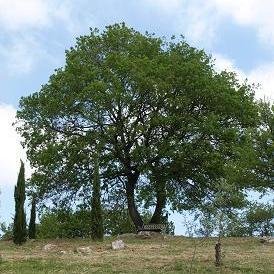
0, 222, 13, 240
17, 23, 260, 228
252, 103, 274, 189
37, 207, 93, 238
196, 196, 274, 237
245, 202, 274, 236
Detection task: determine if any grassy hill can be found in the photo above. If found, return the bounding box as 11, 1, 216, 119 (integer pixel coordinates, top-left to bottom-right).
0, 236, 273, 273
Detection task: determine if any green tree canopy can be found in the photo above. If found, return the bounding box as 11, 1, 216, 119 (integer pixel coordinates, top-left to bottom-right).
17, 23, 260, 228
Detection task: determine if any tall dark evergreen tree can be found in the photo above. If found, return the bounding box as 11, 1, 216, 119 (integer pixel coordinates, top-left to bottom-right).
28, 196, 36, 239
13, 160, 27, 244
91, 149, 104, 240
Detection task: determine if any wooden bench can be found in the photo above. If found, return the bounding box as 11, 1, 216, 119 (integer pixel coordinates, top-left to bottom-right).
137, 223, 166, 233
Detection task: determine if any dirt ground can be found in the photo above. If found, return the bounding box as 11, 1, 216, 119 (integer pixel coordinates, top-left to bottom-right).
0, 236, 273, 273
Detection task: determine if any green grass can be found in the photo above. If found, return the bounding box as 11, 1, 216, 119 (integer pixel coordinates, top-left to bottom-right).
0, 236, 273, 273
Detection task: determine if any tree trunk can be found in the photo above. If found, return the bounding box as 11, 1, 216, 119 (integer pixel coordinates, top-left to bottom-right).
126, 173, 143, 229
150, 177, 166, 224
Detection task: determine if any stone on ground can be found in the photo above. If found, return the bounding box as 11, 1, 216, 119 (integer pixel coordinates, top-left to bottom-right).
76, 246, 92, 254
137, 231, 152, 239
43, 244, 57, 251
111, 239, 125, 250
136, 231, 165, 239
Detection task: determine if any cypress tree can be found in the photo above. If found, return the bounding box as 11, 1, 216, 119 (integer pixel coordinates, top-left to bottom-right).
91, 150, 104, 240
28, 196, 36, 239
13, 160, 27, 244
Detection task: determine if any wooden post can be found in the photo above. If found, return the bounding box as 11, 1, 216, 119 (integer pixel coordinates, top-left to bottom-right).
215, 241, 222, 267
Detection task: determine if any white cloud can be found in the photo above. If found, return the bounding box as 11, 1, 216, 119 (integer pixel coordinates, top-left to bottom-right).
144, 0, 182, 12
0, 0, 92, 34
213, 53, 247, 81
181, 0, 274, 48
181, 1, 221, 47
0, 0, 62, 75
0, 38, 37, 74
249, 63, 274, 102
0, 1, 94, 75
143, 0, 274, 48
0, 104, 29, 188
142, 0, 218, 47
0, 35, 57, 75
0, 0, 52, 31
7, 40, 37, 74
207, 0, 274, 47
0, 0, 77, 32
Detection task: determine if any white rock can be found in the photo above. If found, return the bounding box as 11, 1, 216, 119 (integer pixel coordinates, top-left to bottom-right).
111, 239, 125, 250
77, 246, 92, 254
59, 250, 67, 255
43, 244, 57, 251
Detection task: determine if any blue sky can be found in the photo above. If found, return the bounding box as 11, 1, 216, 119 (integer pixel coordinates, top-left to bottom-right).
0, 0, 274, 234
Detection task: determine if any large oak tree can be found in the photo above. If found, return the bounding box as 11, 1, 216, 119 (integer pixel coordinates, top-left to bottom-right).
17, 24, 259, 228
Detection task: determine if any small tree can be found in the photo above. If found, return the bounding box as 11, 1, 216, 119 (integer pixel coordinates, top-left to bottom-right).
245, 202, 274, 237
13, 160, 27, 244
28, 196, 36, 239
197, 179, 247, 267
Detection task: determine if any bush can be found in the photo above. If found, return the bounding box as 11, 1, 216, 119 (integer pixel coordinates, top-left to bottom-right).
37, 208, 93, 238
36, 206, 175, 238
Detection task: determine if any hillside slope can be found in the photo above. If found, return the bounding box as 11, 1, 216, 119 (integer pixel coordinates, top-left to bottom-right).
0, 236, 273, 273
